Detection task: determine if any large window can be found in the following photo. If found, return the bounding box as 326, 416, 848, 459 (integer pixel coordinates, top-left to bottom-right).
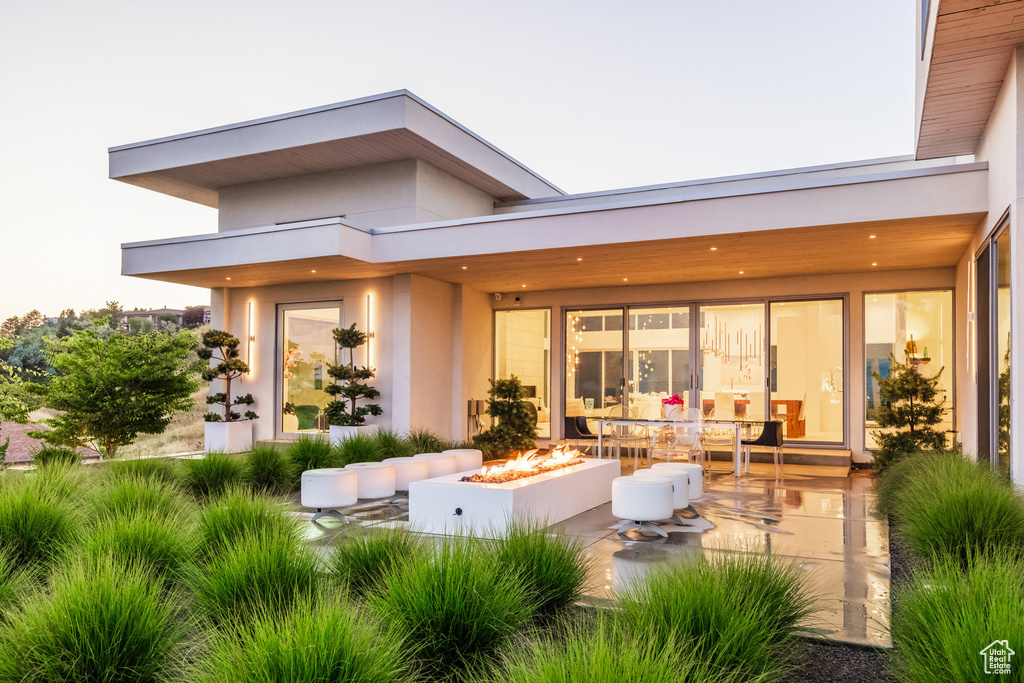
279, 303, 342, 436
864, 291, 953, 450
699, 303, 767, 422
565, 310, 625, 421
495, 310, 551, 438
628, 307, 691, 419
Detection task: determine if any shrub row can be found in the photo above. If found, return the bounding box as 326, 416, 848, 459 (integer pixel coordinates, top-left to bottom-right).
881, 450, 1024, 682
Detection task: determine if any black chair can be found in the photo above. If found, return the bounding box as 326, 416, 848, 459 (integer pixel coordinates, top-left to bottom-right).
740, 421, 784, 474
564, 416, 597, 454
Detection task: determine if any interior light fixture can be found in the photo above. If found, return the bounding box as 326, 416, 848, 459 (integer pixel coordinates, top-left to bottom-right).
869, 235, 877, 239
577, 257, 583, 261
226, 277, 232, 281
872, 262, 878, 266
710, 247, 718, 251
461, 266, 467, 270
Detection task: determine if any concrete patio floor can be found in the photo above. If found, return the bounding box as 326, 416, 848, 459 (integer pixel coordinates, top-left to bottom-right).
300, 459, 890, 648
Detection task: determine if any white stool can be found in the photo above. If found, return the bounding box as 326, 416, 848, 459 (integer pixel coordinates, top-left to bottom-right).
344, 462, 396, 499
611, 476, 674, 538
412, 452, 459, 478
442, 448, 483, 472
301, 468, 358, 524
383, 457, 431, 492
652, 462, 704, 501
632, 469, 689, 525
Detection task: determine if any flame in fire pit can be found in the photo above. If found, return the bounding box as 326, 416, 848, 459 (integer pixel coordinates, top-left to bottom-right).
459, 446, 584, 484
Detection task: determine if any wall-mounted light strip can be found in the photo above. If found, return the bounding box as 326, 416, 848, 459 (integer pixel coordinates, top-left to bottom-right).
247, 301, 254, 376
366, 294, 374, 368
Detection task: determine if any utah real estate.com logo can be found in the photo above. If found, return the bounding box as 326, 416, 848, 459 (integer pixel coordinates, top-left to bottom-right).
980, 640, 1015, 675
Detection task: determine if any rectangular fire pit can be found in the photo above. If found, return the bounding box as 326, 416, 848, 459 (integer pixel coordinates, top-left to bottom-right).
408, 457, 620, 537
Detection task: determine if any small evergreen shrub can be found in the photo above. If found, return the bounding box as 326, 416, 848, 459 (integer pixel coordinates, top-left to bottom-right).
0, 482, 81, 568
244, 443, 292, 493
371, 537, 535, 679
617, 553, 815, 679
329, 526, 423, 595
107, 457, 182, 486
192, 529, 322, 625
197, 487, 299, 558
892, 549, 1024, 682
182, 452, 244, 498
336, 432, 384, 465
495, 520, 591, 617
472, 376, 536, 458
287, 435, 340, 486
196, 591, 412, 683
0, 557, 186, 683
31, 446, 82, 467
82, 512, 196, 583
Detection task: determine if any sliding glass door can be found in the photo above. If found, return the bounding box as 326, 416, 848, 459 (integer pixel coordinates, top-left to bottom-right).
628, 307, 692, 419
699, 303, 766, 422
278, 302, 342, 437
565, 309, 625, 421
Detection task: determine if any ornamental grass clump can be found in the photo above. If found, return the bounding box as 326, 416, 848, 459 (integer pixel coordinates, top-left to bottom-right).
196, 591, 412, 683
0, 479, 81, 569
182, 451, 244, 498
244, 443, 292, 494
287, 435, 340, 486
374, 427, 413, 459
482, 617, 725, 683
617, 553, 815, 680
82, 512, 197, 584
329, 525, 423, 595
0, 557, 186, 683
107, 457, 182, 487
495, 520, 591, 618
404, 427, 447, 455
191, 529, 322, 626
0, 548, 31, 615
30, 445, 82, 467
891, 450, 1024, 564
371, 537, 535, 680
197, 486, 300, 558
336, 432, 384, 465
91, 474, 193, 522
892, 549, 1024, 683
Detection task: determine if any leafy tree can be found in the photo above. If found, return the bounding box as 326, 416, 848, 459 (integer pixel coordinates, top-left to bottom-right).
29, 329, 201, 458
182, 306, 207, 328
324, 324, 382, 426
871, 354, 946, 470
473, 375, 537, 457
128, 318, 155, 336
0, 337, 31, 466
198, 330, 257, 422
0, 310, 44, 338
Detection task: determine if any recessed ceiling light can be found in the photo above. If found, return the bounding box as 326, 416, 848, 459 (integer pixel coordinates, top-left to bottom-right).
576, 257, 583, 261
522, 284, 526, 288
311, 270, 316, 273
872, 262, 878, 266
739, 271, 744, 274
623, 278, 628, 282
461, 266, 467, 270
869, 235, 877, 239
710, 247, 718, 251
226, 277, 231, 281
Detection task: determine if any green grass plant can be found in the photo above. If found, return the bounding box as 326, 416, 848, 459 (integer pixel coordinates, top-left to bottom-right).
892, 548, 1024, 682
82, 512, 196, 583
890, 451, 1024, 564
91, 474, 193, 522
0, 478, 81, 568
329, 525, 423, 595
0, 556, 186, 683
405, 427, 447, 455
287, 435, 340, 486
196, 590, 412, 683
197, 486, 300, 557
495, 520, 591, 617
244, 443, 292, 493
24, 460, 94, 501
371, 536, 535, 679
336, 432, 384, 465
107, 457, 182, 486
31, 446, 82, 467
0, 548, 32, 614
374, 427, 413, 459
617, 552, 815, 680
191, 529, 322, 625
181, 451, 244, 498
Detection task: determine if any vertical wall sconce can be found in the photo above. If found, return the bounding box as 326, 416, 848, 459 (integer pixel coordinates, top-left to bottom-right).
366, 294, 375, 367
247, 300, 255, 376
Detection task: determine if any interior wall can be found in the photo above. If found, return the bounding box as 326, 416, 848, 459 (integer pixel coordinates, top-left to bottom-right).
496, 267, 956, 464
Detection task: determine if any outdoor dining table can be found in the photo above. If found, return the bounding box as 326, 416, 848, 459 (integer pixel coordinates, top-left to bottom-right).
595, 418, 763, 477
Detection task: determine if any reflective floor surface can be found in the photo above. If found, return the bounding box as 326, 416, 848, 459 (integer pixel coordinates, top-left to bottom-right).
299, 460, 890, 648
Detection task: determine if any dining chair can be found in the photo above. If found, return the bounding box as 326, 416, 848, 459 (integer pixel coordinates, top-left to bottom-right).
702, 406, 736, 470
652, 407, 705, 467
563, 416, 597, 453
604, 407, 646, 468
741, 420, 784, 475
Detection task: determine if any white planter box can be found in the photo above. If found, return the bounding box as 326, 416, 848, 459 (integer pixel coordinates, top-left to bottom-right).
205, 420, 254, 453
329, 424, 379, 445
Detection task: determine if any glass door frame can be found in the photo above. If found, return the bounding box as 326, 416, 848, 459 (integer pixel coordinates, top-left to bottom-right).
975, 213, 1010, 469
275, 300, 343, 440
560, 295, 849, 448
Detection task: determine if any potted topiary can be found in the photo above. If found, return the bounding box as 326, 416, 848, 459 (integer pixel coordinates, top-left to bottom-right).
871, 353, 946, 470
197, 330, 258, 452
324, 323, 382, 444
472, 375, 537, 458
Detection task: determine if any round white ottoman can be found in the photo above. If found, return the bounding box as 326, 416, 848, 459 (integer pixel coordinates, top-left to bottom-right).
300, 468, 358, 523
383, 457, 430, 492
412, 452, 459, 478
653, 462, 704, 501
632, 469, 690, 509
443, 448, 483, 472
611, 476, 674, 538
344, 462, 396, 498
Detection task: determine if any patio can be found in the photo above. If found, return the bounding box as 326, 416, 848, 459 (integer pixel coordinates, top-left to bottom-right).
300, 459, 890, 648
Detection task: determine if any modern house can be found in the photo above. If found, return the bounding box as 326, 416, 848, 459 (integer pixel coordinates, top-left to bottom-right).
111, 0, 1020, 481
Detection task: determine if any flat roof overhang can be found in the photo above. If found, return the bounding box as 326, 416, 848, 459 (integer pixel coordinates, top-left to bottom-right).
122, 162, 988, 292
917, 0, 1024, 159
108, 91, 563, 206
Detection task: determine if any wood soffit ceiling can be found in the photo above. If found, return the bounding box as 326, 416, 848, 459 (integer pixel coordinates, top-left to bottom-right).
136, 214, 983, 292
918, 0, 1024, 158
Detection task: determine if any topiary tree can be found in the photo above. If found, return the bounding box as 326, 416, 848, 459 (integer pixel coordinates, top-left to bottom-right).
871, 354, 946, 470
324, 324, 382, 426
197, 330, 258, 423
473, 376, 537, 457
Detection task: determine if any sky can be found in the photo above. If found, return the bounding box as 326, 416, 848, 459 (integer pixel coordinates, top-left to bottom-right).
0, 0, 916, 322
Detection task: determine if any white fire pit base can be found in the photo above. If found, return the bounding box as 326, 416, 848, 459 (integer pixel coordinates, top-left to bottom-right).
408, 458, 620, 537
